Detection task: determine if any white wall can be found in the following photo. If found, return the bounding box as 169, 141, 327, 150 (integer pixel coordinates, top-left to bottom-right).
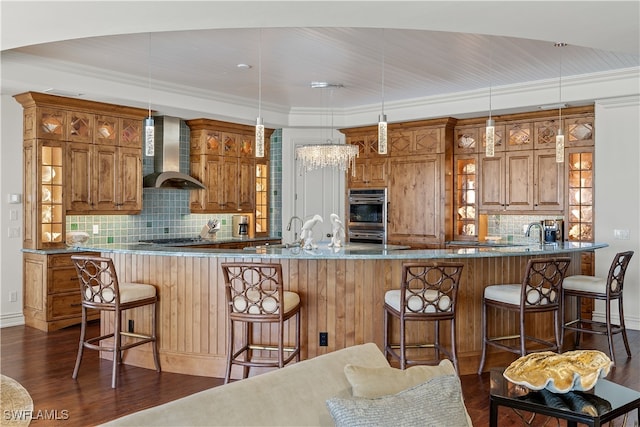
594, 97, 640, 330
281, 128, 346, 244
1, 95, 26, 326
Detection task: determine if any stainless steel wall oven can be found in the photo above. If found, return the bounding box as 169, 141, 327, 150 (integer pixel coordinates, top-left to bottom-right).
348, 188, 387, 244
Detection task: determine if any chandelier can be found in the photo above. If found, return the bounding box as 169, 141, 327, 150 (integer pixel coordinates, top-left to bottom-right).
296, 144, 358, 176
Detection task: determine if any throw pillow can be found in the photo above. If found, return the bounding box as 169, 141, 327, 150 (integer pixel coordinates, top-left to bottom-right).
344, 359, 456, 398
326, 374, 469, 427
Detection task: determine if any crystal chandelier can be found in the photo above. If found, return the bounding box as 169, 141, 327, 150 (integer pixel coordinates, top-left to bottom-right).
296, 144, 359, 176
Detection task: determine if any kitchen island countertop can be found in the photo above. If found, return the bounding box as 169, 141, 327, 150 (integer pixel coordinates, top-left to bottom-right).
74, 240, 606, 259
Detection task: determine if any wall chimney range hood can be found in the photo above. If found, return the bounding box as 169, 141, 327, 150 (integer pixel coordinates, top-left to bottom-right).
143, 116, 206, 190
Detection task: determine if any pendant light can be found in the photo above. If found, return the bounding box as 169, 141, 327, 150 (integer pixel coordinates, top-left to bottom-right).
255, 29, 265, 158
144, 33, 154, 157
377, 29, 388, 155
555, 42, 567, 163
485, 41, 495, 157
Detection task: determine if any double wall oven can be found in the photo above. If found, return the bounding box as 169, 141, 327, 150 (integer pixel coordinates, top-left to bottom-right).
347, 188, 387, 244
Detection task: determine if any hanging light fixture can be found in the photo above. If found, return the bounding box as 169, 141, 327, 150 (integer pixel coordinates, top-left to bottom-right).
144, 33, 155, 157
296, 144, 358, 175
255, 29, 265, 158
485, 41, 495, 157
296, 83, 358, 175
555, 42, 567, 163
378, 29, 388, 155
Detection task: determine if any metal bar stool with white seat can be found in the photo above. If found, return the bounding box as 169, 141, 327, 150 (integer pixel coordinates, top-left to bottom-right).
384, 262, 464, 372
221, 262, 301, 384
71, 255, 160, 388
477, 257, 571, 374
562, 251, 634, 363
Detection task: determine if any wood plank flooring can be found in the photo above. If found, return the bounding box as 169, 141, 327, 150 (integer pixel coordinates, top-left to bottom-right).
1, 321, 638, 426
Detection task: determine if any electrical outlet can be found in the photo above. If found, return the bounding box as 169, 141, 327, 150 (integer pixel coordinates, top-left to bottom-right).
319, 332, 328, 346
128, 319, 134, 333
9, 291, 17, 302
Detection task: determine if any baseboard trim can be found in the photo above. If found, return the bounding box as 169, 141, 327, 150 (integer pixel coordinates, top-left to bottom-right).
592, 311, 640, 331
0, 312, 25, 328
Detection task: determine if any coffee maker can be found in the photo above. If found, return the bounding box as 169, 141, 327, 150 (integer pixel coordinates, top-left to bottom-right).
232, 215, 249, 238
543, 219, 564, 243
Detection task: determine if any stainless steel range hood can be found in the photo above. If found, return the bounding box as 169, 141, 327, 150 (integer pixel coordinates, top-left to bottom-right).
143, 116, 206, 190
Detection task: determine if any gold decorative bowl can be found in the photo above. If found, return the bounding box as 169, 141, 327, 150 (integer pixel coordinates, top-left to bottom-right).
503, 350, 612, 393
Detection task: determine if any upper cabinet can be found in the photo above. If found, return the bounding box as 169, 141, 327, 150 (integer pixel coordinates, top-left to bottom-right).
458, 106, 592, 216
341, 129, 388, 188
15, 92, 148, 249
187, 119, 273, 216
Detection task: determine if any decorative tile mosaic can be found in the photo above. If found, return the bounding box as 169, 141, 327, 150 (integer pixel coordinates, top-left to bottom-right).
487, 214, 566, 244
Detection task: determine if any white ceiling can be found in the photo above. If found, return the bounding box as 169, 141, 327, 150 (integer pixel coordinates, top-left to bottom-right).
1, 1, 639, 120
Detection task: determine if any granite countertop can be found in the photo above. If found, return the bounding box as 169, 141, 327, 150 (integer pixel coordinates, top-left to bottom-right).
20, 236, 279, 255
45, 241, 608, 260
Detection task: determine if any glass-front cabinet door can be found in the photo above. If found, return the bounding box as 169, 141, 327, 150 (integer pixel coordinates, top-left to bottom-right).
255, 162, 269, 236
40, 143, 65, 247
566, 148, 594, 242
454, 155, 478, 240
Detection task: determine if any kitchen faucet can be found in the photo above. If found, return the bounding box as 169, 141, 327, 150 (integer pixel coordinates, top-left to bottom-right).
525, 222, 544, 244
286, 216, 303, 242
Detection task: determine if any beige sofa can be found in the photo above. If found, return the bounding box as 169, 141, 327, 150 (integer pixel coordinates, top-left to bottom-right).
103, 343, 472, 426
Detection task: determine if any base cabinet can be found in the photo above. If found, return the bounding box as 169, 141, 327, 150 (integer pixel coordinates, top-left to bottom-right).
23, 251, 98, 331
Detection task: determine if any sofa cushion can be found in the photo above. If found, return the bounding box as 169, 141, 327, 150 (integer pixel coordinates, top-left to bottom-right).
326, 374, 470, 427
344, 359, 457, 398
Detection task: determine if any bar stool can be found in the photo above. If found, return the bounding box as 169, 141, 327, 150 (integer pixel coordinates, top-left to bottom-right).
221, 262, 301, 384
562, 251, 634, 363
384, 262, 464, 372
478, 257, 571, 374
71, 255, 160, 388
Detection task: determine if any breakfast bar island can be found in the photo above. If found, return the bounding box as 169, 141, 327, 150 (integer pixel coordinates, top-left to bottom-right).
85, 241, 606, 376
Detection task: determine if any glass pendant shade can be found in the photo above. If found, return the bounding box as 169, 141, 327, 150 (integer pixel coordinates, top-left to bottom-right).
485, 118, 495, 157
144, 116, 155, 156
556, 128, 565, 163
255, 117, 265, 158
378, 114, 388, 154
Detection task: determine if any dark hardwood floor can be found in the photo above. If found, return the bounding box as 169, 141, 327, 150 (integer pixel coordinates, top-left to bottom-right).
1, 321, 638, 426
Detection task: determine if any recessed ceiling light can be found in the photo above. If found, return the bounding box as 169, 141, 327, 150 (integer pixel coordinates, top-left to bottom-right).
310, 81, 344, 89
237, 63, 252, 69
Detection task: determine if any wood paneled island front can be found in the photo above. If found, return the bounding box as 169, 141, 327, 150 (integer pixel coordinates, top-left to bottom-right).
90, 242, 606, 376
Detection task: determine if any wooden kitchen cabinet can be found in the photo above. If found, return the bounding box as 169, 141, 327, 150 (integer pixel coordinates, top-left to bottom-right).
478, 150, 534, 211
15, 92, 147, 235
65, 142, 142, 214
453, 155, 478, 240
344, 128, 388, 188
533, 148, 564, 211
566, 147, 594, 242
255, 162, 269, 236
187, 119, 273, 214
349, 157, 388, 188
23, 251, 98, 332
23, 140, 66, 249
387, 155, 445, 247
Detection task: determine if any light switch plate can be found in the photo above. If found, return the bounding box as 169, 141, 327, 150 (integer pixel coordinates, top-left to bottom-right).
92, 224, 100, 235
614, 229, 630, 240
